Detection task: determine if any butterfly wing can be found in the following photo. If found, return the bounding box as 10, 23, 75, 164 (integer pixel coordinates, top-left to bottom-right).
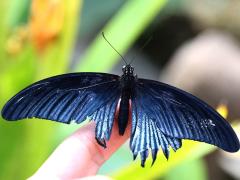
131, 78, 240, 166
2, 73, 121, 143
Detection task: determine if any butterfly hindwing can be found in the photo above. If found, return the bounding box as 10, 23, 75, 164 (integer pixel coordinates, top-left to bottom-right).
131, 92, 182, 167
1, 73, 121, 127
89, 94, 120, 147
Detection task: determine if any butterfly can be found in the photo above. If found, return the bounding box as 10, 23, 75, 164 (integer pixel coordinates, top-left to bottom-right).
1, 33, 240, 167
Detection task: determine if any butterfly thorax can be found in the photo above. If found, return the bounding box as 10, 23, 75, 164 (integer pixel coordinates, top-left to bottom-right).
118, 65, 136, 135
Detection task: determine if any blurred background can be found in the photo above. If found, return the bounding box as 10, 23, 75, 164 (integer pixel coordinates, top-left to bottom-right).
0, 0, 240, 179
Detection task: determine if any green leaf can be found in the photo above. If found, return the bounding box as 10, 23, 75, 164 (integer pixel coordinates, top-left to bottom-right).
164, 158, 207, 180
6, 0, 30, 27
112, 140, 215, 180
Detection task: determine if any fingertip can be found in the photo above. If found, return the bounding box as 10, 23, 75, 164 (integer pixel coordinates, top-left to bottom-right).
32, 121, 130, 179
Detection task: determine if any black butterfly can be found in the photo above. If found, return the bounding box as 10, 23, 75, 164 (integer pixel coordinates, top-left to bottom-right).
1, 34, 240, 167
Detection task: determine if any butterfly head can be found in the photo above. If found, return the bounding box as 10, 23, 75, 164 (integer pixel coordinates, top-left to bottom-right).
122, 64, 134, 75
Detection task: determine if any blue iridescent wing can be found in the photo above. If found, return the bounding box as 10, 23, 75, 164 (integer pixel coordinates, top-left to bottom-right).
1, 73, 121, 143
131, 78, 240, 166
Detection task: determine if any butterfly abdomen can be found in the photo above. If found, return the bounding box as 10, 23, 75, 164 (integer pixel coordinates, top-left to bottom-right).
118, 91, 130, 135
118, 74, 135, 135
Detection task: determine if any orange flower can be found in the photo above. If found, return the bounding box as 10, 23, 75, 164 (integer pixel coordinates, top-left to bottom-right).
29, 0, 64, 51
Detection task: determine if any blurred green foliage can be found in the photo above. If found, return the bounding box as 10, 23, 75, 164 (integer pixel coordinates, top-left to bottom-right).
0, 1, 235, 180
0, 1, 82, 179
76, 0, 167, 72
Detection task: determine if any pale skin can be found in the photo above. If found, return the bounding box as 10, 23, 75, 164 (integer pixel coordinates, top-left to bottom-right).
29, 120, 130, 180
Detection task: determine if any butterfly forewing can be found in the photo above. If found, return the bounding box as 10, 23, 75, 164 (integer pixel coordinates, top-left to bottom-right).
135, 78, 240, 152
1, 73, 121, 126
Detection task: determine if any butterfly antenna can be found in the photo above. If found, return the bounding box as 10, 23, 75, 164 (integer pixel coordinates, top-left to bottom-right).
129, 36, 152, 65
102, 32, 128, 65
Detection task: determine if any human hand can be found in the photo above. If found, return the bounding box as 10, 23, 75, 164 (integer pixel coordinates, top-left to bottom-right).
28, 121, 130, 180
